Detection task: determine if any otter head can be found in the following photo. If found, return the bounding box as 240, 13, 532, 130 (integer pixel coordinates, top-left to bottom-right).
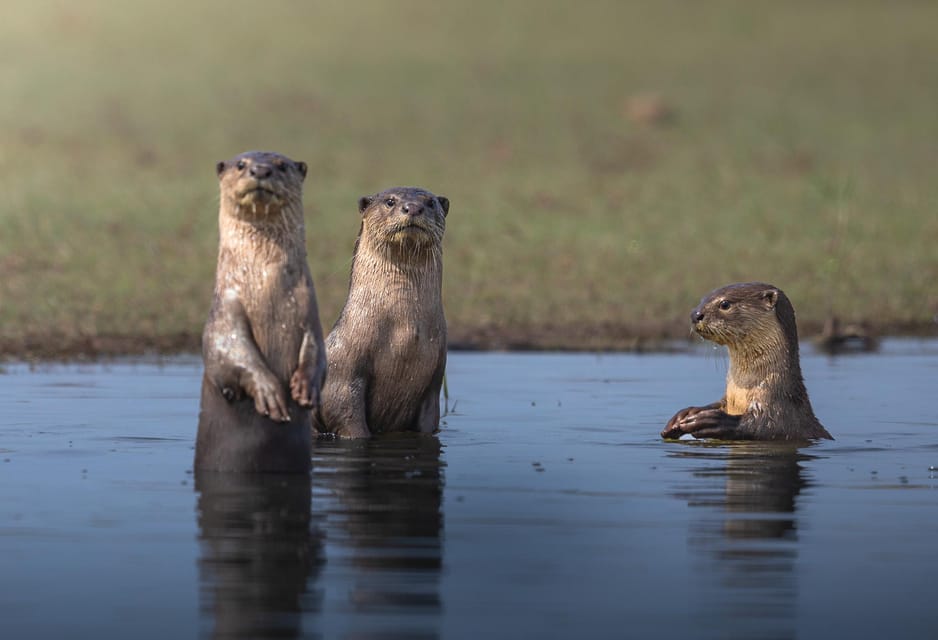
357, 187, 449, 254
216, 151, 307, 220
690, 282, 797, 349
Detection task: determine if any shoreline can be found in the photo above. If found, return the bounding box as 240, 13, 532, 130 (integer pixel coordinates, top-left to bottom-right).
2, 320, 935, 362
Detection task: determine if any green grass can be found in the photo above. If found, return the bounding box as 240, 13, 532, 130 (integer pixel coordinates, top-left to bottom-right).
2, 0, 937, 355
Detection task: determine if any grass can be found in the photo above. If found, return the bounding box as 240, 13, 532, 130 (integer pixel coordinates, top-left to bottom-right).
1, 0, 936, 357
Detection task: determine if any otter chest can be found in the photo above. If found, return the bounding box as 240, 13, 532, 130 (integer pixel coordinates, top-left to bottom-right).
725, 374, 772, 416
725, 382, 750, 415
725, 371, 770, 415
388, 319, 443, 363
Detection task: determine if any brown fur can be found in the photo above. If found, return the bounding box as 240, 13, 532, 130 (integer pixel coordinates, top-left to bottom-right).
662, 282, 832, 441
195, 151, 326, 472
314, 187, 449, 438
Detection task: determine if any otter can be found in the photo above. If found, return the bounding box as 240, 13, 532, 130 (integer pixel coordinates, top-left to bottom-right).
662, 282, 832, 441
314, 187, 449, 439
195, 151, 326, 472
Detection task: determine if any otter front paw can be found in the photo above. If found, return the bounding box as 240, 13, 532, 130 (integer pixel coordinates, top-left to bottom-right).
661, 406, 707, 439
290, 365, 320, 410
249, 372, 290, 423
662, 408, 742, 440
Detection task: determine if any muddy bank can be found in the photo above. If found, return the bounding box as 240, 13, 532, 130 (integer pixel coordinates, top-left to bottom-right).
1, 318, 935, 361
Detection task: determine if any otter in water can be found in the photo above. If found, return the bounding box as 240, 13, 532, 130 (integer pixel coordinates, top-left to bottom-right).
195, 151, 326, 472
662, 282, 832, 441
314, 187, 449, 439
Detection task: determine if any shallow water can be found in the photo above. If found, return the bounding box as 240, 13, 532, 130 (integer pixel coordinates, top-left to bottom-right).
1, 340, 937, 639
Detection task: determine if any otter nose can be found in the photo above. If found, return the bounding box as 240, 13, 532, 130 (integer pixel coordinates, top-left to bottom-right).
400, 202, 424, 217
692, 310, 705, 325
250, 163, 272, 179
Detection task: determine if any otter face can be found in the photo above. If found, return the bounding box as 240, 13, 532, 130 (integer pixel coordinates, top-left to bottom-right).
216, 151, 307, 218
690, 282, 781, 346
358, 187, 449, 249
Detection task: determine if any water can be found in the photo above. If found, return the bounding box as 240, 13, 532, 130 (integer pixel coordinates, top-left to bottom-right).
1, 340, 936, 639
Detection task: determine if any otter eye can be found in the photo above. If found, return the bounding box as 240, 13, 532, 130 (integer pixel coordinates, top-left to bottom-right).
719, 300, 732, 311
236, 160, 246, 170
385, 198, 396, 207
276, 162, 286, 172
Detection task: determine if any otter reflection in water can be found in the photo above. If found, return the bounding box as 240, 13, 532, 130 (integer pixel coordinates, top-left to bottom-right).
669, 443, 814, 638
312, 434, 444, 635
195, 472, 322, 640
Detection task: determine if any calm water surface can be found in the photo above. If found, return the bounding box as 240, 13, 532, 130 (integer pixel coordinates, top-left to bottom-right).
1, 340, 936, 639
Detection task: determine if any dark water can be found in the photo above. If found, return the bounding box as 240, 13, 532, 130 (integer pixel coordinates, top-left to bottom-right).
1, 340, 936, 639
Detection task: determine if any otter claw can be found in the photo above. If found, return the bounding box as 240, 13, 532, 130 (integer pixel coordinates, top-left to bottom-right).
290, 366, 320, 409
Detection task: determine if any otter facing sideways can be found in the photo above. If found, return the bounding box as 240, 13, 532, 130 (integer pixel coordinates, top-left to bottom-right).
662, 282, 832, 441
195, 151, 326, 472
314, 187, 449, 439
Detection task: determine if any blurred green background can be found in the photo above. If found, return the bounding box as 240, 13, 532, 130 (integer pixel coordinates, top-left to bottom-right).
2, 0, 936, 355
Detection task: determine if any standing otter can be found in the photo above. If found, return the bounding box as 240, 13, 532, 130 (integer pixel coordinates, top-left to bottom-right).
662, 282, 832, 441
195, 151, 326, 472
314, 187, 449, 439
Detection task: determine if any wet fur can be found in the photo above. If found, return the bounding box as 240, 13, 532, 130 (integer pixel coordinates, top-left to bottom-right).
663, 282, 832, 441
314, 187, 449, 438
196, 151, 326, 472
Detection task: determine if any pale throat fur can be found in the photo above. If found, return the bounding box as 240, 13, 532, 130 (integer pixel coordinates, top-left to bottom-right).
723, 321, 792, 416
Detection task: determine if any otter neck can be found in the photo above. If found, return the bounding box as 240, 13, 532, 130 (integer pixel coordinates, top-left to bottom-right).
218, 204, 306, 262
725, 324, 800, 410
348, 237, 443, 308
215, 204, 308, 302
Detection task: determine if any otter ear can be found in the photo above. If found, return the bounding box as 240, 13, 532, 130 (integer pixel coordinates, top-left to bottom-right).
436, 196, 450, 216
761, 289, 779, 310
295, 161, 307, 179
358, 196, 374, 215
216, 161, 226, 177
